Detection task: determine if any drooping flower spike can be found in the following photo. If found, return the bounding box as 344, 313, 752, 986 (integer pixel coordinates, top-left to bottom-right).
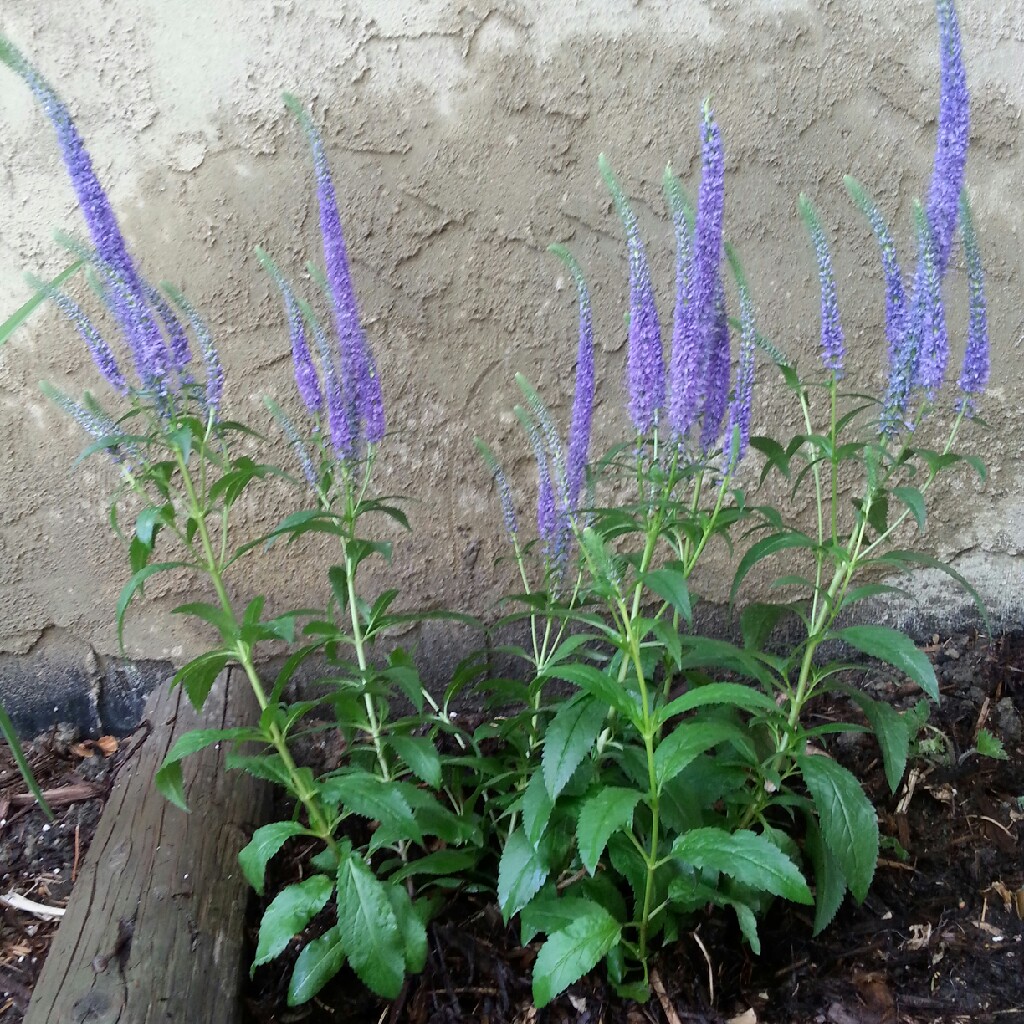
798, 195, 845, 378
475, 439, 519, 540
548, 244, 595, 512
161, 284, 224, 418
956, 190, 988, 413
0, 39, 169, 397
284, 94, 385, 447
599, 155, 664, 436
668, 104, 726, 443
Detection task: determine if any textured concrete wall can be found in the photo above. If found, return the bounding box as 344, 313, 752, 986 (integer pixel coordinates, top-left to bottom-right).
0, 1, 1021, 695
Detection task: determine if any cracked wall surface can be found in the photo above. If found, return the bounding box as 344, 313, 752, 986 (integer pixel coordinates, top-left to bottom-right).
0, 0, 1022, 708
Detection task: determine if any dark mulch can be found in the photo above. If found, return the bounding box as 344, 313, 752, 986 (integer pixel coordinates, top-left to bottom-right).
0, 726, 133, 1021
244, 631, 1024, 1024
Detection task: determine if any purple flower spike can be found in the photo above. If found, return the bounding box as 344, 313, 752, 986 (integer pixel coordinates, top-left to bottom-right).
33, 277, 127, 395
669, 107, 726, 442
256, 249, 323, 416
722, 266, 756, 473
146, 284, 192, 380
599, 156, 664, 435
1, 41, 168, 394
927, 0, 970, 278
306, 304, 356, 462
700, 279, 730, 452
550, 245, 594, 512
956, 190, 988, 412
163, 285, 222, 418
284, 95, 385, 449
799, 195, 845, 377
911, 208, 949, 395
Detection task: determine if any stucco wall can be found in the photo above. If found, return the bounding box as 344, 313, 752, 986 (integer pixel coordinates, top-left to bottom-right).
0, 1, 1021, 692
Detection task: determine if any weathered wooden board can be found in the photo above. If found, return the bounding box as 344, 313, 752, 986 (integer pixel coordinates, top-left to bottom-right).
25, 668, 269, 1024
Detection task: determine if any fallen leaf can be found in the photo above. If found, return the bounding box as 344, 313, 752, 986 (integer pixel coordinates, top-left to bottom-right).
904, 923, 932, 950
97, 736, 118, 757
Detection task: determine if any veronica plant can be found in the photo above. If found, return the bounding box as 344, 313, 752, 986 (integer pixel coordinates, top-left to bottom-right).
3, 46, 483, 1005
477, 0, 986, 1007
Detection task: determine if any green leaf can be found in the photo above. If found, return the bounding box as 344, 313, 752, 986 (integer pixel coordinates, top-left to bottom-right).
498, 827, 548, 922
288, 925, 346, 1006
388, 735, 441, 789
116, 562, 187, 650
252, 874, 334, 971
730, 532, 818, 607
739, 602, 791, 651
804, 814, 847, 935
654, 720, 747, 790
656, 681, 778, 726
522, 770, 555, 847
576, 788, 641, 876
796, 754, 877, 903
389, 847, 482, 884
833, 625, 938, 701
975, 728, 1008, 760
539, 664, 641, 724
892, 486, 926, 531
336, 852, 405, 998
542, 695, 607, 800
156, 726, 262, 811
671, 828, 813, 904
319, 773, 422, 845
642, 562, 692, 624
386, 884, 429, 973
134, 506, 163, 548
0, 703, 51, 820
840, 688, 910, 793
172, 652, 232, 710
0, 260, 84, 346
532, 906, 621, 1008
239, 822, 310, 895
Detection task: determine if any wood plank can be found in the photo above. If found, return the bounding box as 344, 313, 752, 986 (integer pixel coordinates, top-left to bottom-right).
24, 668, 270, 1024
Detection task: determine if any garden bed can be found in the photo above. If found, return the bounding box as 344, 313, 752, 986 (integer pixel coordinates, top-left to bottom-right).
1, 630, 1020, 1024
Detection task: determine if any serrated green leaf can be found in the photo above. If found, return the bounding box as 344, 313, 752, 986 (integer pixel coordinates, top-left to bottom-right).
532, 907, 621, 1008
576, 788, 642, 876
155, 726, 262, 812
239, 822, 310, 895
671, 828, 812, 904
834, 625, 938, 701
116, 562, 187, 650
542, 695, 607, 800
730, 532, 818, 607
0, 259, 84, 346
336, 852, 405, 998
892, 486, 926, 531
522, 769, 555, 847
539, 663, 641, 724
172, 651, 231, 710
520, 892, 600, 945
841, 688, 910, 793
386, 884, 429, 973
642, 562, 692, 623
319, 772, 422, 845
252, 874, 334, 971
388, 735, 441, 789
654, 720, 746, 790
287, 925, 346, 1006
797, 754, 877, 903
975, 728, 1008, 760
498, 827, 548, 921
804, 813, 847, 935
656, 681, 778, 726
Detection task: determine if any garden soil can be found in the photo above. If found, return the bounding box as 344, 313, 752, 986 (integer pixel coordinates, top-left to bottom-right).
1, 632, 1021, 1024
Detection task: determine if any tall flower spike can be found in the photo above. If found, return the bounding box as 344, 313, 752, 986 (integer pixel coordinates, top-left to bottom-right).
723, 248, 756, 473
162, 285, 223, 418
256, 248, 323, 416
266, 397, 318, 489
1, 40, 168, 394
517, 407, 559, 558
956, 189, 988, 412
668, 105, 726, 442
799, 195, 845, 377
910, 204, 949, 395
284, 94, 385, 446
146, 284, 192, 380
927, 0, 970, 277
845, 176, 907, 366
600, 155, 664, 436
549, 244, 594, 512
